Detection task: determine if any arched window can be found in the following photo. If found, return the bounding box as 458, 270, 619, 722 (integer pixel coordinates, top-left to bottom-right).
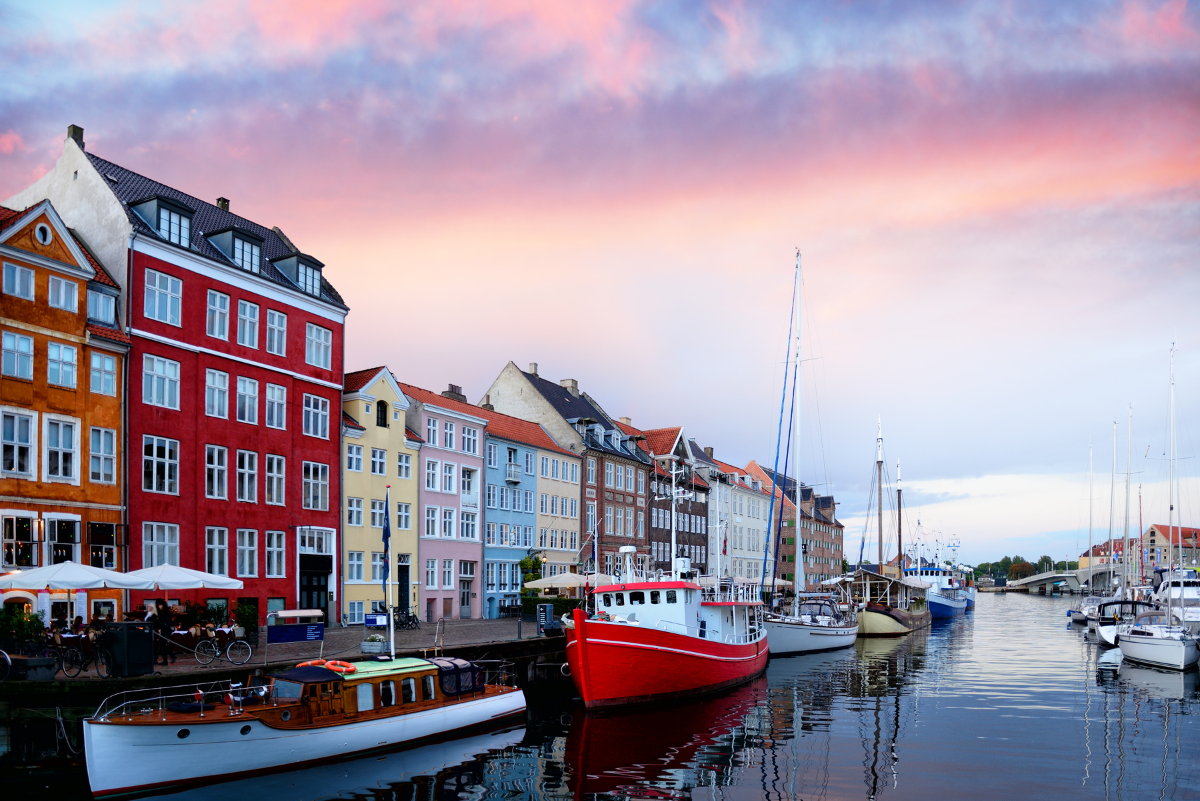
376, 402, 389, 428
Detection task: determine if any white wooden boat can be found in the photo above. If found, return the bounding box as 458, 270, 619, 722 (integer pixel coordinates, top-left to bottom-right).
766, 594, 858, 655
83, 657, 525, 797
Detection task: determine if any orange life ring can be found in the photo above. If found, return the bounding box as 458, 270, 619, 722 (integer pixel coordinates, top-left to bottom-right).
296, 659, 326, 668
325, 660, 356, 674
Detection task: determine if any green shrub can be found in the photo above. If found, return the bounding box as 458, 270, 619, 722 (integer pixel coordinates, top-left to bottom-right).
0, 607, 44, 645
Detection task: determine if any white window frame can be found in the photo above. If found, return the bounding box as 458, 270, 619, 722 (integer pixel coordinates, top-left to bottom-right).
397, 502, 411, 530
206, 290, 229, 340
1, 331, 33, 380
370, 499, 386, 528
346, 497, 363, 526
142, 355, 180, 409
89, 426, 116, 484
347, 551, 364, 582
302, 461, 329, 510
266, 530, 286, 577
265, 383, 287, 429
236, 450, 257, 503
346, 444, 363, 472
142, 434, 179, 494
370, 448, 386, 475
3, 263, 34, 300
233, 237, 261, 273
462, 426, 478, 455
205, 527, 228, 576
205, 444, 227, 499
236, 377, 258, 424
302, 394, 330, 438
266, 310, 287, 356
237, 529, 258, 577
48, 276, 78, 311
156, 207, 190, 247
44, 415, 78, 482
305, 323, 332, 369
90, 352, 116, 396
237, 300, 259, 349
47, 341, 78, 388
265, 454, 285, 505
397, 452, 411, 479
144, 268, 182, 326
142, 522, 179, 567
1, 408, 36, 478
205, 369, 228, 418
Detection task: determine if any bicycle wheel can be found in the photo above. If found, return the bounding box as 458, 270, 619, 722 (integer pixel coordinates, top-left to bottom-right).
195, 639, 219, 665
62, 648, 84, 678
96, 649, 112, 678
226, 640, 252, 665
0, 650, 10, 683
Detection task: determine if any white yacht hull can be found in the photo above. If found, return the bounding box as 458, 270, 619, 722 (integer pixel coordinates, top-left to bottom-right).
1118, 633, 1200, 671
83, 689, 526, 797
765, 618, 858, 655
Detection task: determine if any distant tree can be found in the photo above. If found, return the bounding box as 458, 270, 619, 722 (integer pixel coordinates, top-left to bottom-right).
975, 562, 992, 577
1037, 555, 1055, 572
998, 556, 1013, 575
842, 559, 850, 573
1054, 560, 1080, 571
1009, 561, 1036, 580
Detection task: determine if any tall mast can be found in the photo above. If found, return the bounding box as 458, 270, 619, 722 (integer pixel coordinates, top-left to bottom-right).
1137, 483, 1143, 582
896, 460, 903, 573
793, 252, 805, 593
670, 456, 678, 580
877, 419, 883, 571
1122, 405, 1132, 593
1087, 444, 1093, 593
1107, 420, 1116, 593
1168, 345, 1175, 622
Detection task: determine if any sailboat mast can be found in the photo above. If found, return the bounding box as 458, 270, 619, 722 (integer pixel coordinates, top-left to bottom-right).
793, 252, 805, 593
1087, 444, 1093, 593
1168, 345, 1175, 622
877, 420, 883, 571
897, 460, 903, 574
1107, 421, 1116, 592
1122, 406, 1132, 593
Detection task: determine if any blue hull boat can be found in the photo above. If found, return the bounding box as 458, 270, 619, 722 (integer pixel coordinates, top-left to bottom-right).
927, 591, 968, 618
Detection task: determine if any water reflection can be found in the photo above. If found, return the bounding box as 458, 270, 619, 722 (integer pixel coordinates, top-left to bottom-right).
91, 595, 1200, 800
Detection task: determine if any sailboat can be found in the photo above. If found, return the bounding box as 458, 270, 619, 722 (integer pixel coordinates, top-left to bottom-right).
1070, 445, 1102, 624
765, 254, 859, 655
1118, 346, 1200, 671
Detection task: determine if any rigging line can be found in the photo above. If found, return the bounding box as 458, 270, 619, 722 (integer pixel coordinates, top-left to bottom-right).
800, 271, 834, 507
762, 264, 797, 594
764, 345, 799, 592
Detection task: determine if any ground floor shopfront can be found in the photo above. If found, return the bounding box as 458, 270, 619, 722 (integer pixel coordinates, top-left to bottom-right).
417, 539, 481, 621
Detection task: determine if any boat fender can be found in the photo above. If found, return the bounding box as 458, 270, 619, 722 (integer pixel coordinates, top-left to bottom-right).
296, 659, 326, 668
325, 660, 356, 674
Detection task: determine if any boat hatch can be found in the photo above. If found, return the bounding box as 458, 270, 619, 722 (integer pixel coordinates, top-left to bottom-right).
429, 657, 484, 696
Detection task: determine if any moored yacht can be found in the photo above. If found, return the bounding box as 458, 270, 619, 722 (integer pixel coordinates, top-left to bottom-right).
1095, 599, 1159, 646
1152, 568, 1200, 632
83, 657, 525, 797
1070, 596, 1104, 625
766, 592, 859, 655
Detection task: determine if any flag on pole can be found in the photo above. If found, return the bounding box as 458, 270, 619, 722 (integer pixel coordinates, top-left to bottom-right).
381, 486, 391, 592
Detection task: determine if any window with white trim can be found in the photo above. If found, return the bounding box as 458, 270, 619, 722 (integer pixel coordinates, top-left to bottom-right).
1, 331, 32, 380
47, 343, 76, 388
397, 502, 411, 530
265, 455, 285, 505
2, 411, 33, 476
157, 207, 190, 246
425, 559, 437, 588
461, 427, 478, 455
46, 419, 76, 479
298, 262, 321, 296
424, 506, 437, 537
301, 462, 329, 510
346, 444, 363, 471
236, 450, 257, 503
142, 435, 178, 493
487, 442, 498, 468
397, 452, 411, 479
346, 497, 363, 526
442, 462, 456, 494
236, 377, 258, 424
206, 290, 229, 339
552, 459, 559, 480
525, 452, 535, 474
205, 527, 227, 575
443, 422, 454, 451
425, 459, 439, 491
237, 529, 258, 577
90, 352, 116, 396
265, 384, 286, 429
305, 323, 332, 369
348, 551, 363, 581
237, 300, 259, 348
144, 268, 182, 325
442, 559, 453, 589
524, 490, 534, 513
461, 467, 474, 495
142, 355, 180, 409
89, 426, 116, 483
425, 417, 437, 446
302, 394, 329, 438
266, 310, 287, 356
3, 263, 34, 300
371, 552, 385, 582
205, 444, 227, 499
441, 508, 455, 538
87, 290, 115, 324
638, 470, 646, 495
233, 237, 261, 273
587, 502, 596, 533
370, 448, 386, 475
261, 530, 287, 578
205, 369, 228, 418
48, 276, 78, 311
143, 522, 179, 567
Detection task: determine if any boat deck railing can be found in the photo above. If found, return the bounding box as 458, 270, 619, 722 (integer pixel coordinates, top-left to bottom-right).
472, 659, 518, 688
655, 618, 764, 644
91, 679, 266, 721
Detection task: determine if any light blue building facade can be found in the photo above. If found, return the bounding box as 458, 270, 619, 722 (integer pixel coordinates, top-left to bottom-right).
480, 431, 538, 618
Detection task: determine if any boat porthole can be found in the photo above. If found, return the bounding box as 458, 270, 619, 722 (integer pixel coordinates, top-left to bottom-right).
281, 710, 291, 722
177, 729, 190, 739
240, 725, 252, 736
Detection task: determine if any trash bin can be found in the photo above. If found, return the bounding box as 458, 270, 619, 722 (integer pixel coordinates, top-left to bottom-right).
104, 621, 155, 677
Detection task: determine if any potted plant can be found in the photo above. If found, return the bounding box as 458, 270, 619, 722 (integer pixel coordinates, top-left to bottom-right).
361, 633, 388, 654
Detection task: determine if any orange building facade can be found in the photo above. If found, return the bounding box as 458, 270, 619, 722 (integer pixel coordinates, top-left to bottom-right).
0, 200, 129, 624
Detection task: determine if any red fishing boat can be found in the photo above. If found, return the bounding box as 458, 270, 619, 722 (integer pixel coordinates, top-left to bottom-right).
564, 548, 768, 709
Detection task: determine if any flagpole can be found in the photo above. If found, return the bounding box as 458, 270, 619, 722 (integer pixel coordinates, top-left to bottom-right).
385, 485, 395, 660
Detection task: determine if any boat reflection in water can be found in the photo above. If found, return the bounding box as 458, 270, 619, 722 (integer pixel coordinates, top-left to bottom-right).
137, 727, 526, 801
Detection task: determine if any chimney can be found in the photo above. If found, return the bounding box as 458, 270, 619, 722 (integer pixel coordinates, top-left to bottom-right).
528, 362, 538, 376
704, 446, 714, 459
618, 416, 632, 426
217, 197, 230, 211
560, 378, 579, 397
441, 383, 467, 403
479, 393, 494, 411
67, 124, 85, 150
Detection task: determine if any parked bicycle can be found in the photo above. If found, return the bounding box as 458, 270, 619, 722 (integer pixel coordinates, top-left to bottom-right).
398, 611, 421, 630
63, 635, 112, 678
194, 632, 253, 666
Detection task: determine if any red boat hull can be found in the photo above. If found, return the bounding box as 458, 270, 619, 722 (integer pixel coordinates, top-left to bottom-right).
566, 608, 769, 709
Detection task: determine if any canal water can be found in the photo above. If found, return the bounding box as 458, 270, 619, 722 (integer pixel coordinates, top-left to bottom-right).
40, 592, 1200, 799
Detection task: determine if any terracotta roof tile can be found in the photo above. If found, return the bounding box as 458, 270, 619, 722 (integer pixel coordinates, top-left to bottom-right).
396, 381, 491, 421
642, 427, 682, 458
87, 323, 130, 345
344, 367, 386, 393
469, 406, 575, 457
342, 410, 365, 430
0, 206, 21, 231
405, 427, 424, 444
69, 229, 119, 288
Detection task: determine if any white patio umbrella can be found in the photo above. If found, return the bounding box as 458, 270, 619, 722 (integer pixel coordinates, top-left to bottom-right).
124, 564, 244, 590
523, 572, 616, 590
0, 561, 154, 590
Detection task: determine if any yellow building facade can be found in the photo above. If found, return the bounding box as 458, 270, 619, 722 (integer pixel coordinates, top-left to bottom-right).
341, 368, 421, 624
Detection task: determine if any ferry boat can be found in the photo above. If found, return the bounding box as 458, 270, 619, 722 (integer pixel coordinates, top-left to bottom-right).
564, 548, 768, 709
83, 656, 525, 797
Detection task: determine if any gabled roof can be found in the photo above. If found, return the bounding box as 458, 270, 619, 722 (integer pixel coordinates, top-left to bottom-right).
405, 427, 424, 444
70, 229, 120, 288
342, 410, 365, 431
87, 322, 130, 345
344, 367, 387, 393
0, 206, 20, 231
643, 427, 682, 458
83, 152, 345, 308
471, 406, 575, 458
397, 381, 488, 423
518, 369, 649, 462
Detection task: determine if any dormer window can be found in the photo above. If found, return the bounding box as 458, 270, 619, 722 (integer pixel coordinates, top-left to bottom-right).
298, 262, 321, 296
158, 206, 190, 246
87, 290, 115, 324
233, 238, 261, 274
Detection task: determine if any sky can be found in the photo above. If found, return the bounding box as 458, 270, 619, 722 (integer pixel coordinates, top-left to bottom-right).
2, 1, 1198, 564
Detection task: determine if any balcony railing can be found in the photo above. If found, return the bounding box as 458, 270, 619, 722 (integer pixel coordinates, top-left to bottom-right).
505, 463, 522, 483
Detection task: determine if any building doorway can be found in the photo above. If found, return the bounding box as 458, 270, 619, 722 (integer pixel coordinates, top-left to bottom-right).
397, 556, 411, 615
459, 580, 472, 619
442, 597, 453, 619
299, 554, 333, 620
426, 598, 436, 623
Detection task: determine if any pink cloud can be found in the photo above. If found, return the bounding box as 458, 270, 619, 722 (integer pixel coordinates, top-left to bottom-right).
0, 131, 27, 155
1121, 0, 1200, 49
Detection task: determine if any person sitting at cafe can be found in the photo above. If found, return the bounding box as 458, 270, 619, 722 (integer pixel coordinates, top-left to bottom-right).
72, 616, 85, 635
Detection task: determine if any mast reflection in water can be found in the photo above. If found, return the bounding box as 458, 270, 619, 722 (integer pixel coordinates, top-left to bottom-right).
95, 594, 1200, 799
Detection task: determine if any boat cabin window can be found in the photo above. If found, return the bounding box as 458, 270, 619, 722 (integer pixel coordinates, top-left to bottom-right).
273, 679, 302, 700
650, 591, 660, 604
614, 593, 625, 606
602, 594, 612, 607
422, 674, 436, 701
666, 591, 677, 604
629, 591, 645, 605
380, 680, 396, 707
357, 682, 374, 711
401, 677, 416, 704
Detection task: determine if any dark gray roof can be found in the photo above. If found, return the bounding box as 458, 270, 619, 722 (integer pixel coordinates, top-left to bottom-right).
521, 370, 650, 463
85, 152, 346, 309
687, 439, 717, 465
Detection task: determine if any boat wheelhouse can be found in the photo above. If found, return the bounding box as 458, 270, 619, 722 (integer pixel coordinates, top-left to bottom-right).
1152, 568, 1200, 631
905, 565, 968, 618
840, 569, 931, 637
83, 657, 524, 797
766, 592, 859, 655
1095, 599, 1160, 646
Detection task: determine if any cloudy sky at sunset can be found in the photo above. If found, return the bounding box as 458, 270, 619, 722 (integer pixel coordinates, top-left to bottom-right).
3, 1, 1198, 564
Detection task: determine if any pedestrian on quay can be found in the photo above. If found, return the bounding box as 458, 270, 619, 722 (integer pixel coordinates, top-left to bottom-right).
154, 600, 177, 665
